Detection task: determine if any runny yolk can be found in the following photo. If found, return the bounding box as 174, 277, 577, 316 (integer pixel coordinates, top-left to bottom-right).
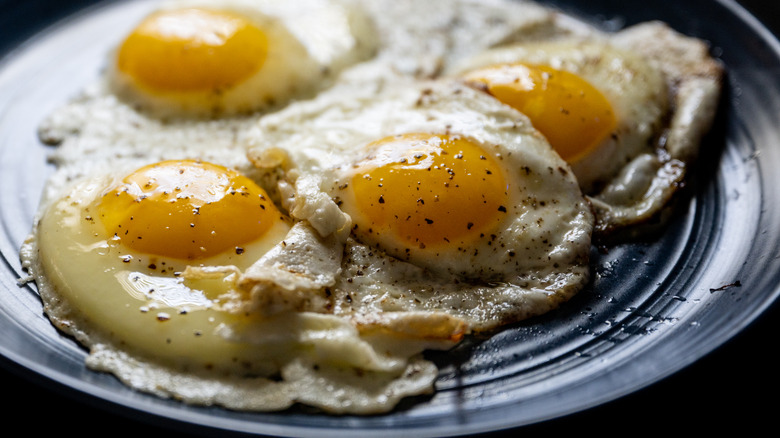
463, 63, 616, 163
348, 133, 509, 249
117, 8, 268, 93
97, 160, 280, 260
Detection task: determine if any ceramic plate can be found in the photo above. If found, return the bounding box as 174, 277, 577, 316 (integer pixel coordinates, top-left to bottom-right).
2, 0, 779, 436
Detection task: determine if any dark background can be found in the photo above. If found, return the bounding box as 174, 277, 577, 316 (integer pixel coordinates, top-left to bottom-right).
1, 0, 778, 436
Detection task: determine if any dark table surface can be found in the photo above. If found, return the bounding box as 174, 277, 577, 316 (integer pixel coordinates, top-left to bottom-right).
3, 0, 779, 436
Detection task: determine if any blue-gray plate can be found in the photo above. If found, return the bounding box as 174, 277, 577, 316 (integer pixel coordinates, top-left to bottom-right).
1, 0, 778, 436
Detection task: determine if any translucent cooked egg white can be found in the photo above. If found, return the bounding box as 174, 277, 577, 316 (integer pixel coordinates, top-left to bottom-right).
245, 79, 594, 330
108, 0, 377, 118
592, 22, 723, 234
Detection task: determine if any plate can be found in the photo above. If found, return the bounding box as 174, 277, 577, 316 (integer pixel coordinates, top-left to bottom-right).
2, 0, 779, 436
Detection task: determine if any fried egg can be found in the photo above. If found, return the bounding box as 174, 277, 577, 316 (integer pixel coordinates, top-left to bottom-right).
245, 79, 593, 331
452, 22, 723, 234
458, 42, 665, 193
108, 0, 377, 118
21, 159, 458, 413
29, 160, 291, 370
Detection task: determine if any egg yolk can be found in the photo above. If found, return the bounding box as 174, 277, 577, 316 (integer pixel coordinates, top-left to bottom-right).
117, 8, 268, 93
463, 64, 616, 163
348, 133, 509, 249
97, 160, 281, 260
